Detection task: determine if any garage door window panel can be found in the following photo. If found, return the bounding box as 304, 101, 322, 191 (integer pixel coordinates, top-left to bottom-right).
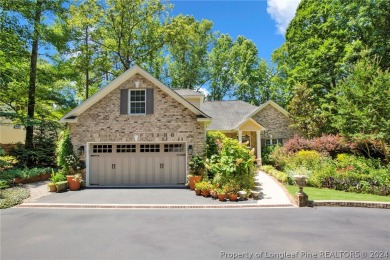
117, 144, 136, 153
140, 144, 160, 153
93, 145, 112, 153
164, 144, 184, 153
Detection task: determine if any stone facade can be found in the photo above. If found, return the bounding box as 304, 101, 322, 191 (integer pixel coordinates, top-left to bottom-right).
252, 105, 296, 145
221, 104, 295, 158
69, 73, 206, 160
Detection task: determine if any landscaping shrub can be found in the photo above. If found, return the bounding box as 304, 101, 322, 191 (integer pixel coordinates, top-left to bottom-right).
288, 150, 322, 170
282, 135, 311, 154
261, 145, 277, 165
0, 187, 30, 209
9, 121, 58, 168
205, 131, 256, 190
188, 155, 205, 176
56, 128, 76, 172
283, 134, 353, 157
310, 134, 352, 157
266, 147, 390, 195
0, 180, 9, 189
205, 131, 226, 159
0, 154, 18, 171
1, 167, 53, 182
50, 170, 67, 183
268, 145, 291, 170
336, 153, 381, 175
260, 165, 288, 184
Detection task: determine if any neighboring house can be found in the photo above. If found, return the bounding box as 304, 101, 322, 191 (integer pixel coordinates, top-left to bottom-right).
60, 65, 294, 187
0, 104, 25, 144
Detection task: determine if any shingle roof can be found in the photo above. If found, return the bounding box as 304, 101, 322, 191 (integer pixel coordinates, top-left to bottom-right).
174, 89, 205, 96
202, 101, 258, 130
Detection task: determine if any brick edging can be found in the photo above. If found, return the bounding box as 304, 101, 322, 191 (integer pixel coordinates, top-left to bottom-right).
15, 203, 295, 209
312, 200, 390, 209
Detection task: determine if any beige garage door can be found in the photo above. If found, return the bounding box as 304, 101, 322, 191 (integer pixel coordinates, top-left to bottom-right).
89, 143, 186, 186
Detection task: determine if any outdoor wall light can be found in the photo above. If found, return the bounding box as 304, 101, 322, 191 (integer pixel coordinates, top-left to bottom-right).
134, 134, 139, 142
135, 80, 140, 88
188, 144, 193, 155
77, 145, 85, 156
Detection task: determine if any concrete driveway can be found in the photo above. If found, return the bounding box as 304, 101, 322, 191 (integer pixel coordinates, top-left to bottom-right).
18, 171, 294, 208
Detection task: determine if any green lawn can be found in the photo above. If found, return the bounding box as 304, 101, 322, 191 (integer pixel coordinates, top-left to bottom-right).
285, 185, 390, 202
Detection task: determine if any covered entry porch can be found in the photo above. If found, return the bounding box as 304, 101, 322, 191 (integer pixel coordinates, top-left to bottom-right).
222, 118, 266, 164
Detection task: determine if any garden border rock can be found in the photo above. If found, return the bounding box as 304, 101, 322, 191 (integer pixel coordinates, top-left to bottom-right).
311, 200, 390, 209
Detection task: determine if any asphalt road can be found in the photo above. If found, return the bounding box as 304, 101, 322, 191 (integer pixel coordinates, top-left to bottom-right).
1, 207, 389, 260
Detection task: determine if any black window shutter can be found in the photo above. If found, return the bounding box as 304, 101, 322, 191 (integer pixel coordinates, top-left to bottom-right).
146, 88, 154, 114
120, 89, 128, 114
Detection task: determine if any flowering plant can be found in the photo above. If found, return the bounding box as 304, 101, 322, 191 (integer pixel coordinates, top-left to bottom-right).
72, 173, 83, 183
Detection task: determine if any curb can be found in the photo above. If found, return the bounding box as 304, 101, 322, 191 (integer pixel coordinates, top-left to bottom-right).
311, 200, 390, 209
16, 203, 295, 209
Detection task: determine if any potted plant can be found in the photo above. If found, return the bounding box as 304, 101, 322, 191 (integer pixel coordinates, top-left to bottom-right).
194, 186, 202, 196
188, 155, 205, 190
48, 170, 66, 192
238, 190, 247, 201
198, 182, 213, 197
210, 185, 219, 199
68, 173, 83, 191
55, 181, 68, 192
216, 188, 226, 201
224, 180, 240, 202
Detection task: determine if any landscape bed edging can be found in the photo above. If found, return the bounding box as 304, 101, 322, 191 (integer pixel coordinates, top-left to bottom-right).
312, 200, 390, 209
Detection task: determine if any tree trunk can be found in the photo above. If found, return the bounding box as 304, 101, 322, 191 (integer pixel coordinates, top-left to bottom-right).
85, 27, 89, 100
25, 1, 43, 155
380, 139, 389, 164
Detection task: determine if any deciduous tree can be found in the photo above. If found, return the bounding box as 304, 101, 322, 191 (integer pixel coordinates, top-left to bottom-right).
328, 55, 390, 161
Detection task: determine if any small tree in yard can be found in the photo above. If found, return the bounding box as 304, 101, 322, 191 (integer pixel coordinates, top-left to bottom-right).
328, 55, 390, 162
56, 128, 76, 172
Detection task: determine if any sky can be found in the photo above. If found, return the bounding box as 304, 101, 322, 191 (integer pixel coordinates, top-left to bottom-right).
171, 0, 301, 62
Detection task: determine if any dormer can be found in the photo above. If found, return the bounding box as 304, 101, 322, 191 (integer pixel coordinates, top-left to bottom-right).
174, 89, 205, 110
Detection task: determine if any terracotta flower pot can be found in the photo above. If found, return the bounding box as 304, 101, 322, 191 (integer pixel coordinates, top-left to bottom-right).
67, 175, 81, 191
210, 190, 218, 199
202, 189, 210, 197
189, 175, 202, 183
218, 193, 226, 201
189, 176, 202, 190
195, 189, 202, 196
189, 181, 196, 190
228, 193, 238, 202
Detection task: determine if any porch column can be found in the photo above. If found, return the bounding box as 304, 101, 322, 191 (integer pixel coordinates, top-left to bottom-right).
256, 130, 261, 165
238, 130, 243, 144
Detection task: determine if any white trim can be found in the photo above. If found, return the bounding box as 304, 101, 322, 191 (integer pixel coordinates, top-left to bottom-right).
60, 65, 210, 123
196, 118, 212, 122
86, 143, 90, 187
238, 131, 242, 144
256, 130, 261, 165
128, 89, 146, 115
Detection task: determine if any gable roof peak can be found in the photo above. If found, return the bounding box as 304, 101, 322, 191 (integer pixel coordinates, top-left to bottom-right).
60, 65, 210, 122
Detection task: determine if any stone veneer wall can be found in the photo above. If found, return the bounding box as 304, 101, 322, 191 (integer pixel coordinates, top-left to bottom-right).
252, 105, 296, 143
69, 73, 206, 160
